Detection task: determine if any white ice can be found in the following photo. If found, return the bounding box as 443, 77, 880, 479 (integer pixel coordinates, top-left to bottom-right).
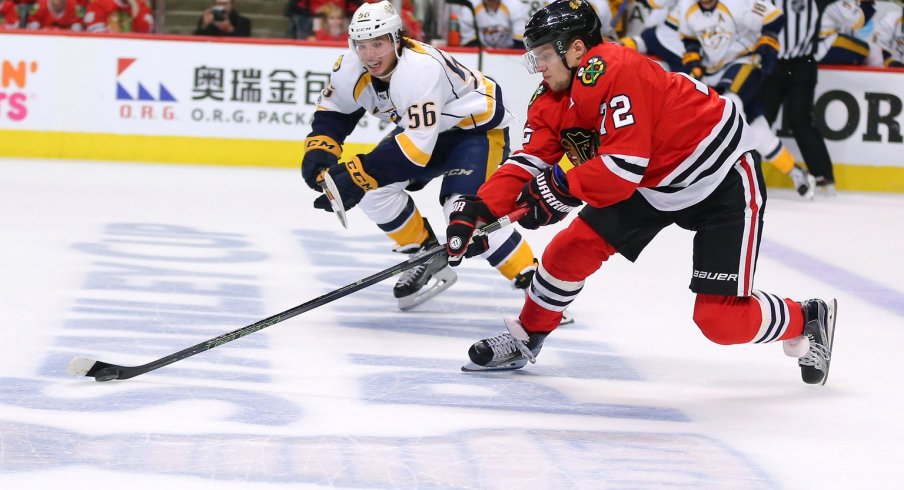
1, 158, 903, 489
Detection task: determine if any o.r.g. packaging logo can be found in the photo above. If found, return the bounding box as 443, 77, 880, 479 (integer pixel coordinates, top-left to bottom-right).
1, 60, 37, 122
116, 57, 176, 121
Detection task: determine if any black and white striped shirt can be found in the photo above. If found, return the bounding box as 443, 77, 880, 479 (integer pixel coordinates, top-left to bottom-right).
770, 0, 825, 58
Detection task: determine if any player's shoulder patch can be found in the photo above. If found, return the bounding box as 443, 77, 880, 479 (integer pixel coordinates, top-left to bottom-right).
332, 55, 344, 72
528, 83, 547, 107
577, 56, 607, 86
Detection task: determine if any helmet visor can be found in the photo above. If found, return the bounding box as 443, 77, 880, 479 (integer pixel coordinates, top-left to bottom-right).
522, 42, 562, 75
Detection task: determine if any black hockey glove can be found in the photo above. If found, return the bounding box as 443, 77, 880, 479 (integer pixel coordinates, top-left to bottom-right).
516, 166, 581, 230
445, 195, 497, 266
301, 135, 342, 190
312, 155, 376, 212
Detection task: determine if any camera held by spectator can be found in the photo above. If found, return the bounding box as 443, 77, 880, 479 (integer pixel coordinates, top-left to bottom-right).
212, 5, 226, 22
195, 0, 251, 37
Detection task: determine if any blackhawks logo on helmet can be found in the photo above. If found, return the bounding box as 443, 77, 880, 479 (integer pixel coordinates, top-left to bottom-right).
578, 56, 606, 86
560, 127, 599, 165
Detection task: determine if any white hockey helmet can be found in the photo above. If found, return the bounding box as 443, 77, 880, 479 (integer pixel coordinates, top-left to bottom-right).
348, 1, 404, 45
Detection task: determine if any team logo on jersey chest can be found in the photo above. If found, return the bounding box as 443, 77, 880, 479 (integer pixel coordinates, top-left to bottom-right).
560, 127, 599, 165
577, 56, 606, 86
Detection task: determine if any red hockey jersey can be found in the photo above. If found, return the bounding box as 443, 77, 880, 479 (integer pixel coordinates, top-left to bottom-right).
478, 81, 571, 217
84, 0, 152, 33
561, 43, 757, 211
27, 0, 84, 30
1, 0, 20, 28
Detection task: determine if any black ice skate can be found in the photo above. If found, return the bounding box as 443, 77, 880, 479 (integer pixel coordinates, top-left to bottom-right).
462, 317, 548, 372
513, 263, 574, 325
393, 219, 457, 311
798, 298, 838, 385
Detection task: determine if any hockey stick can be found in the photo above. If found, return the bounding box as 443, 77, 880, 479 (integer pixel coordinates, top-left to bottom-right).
320, 171, 348, 229
67, 206, 528, 382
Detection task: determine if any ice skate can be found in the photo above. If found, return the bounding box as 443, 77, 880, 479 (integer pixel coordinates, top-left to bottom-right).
512, 264, 575, 325
797, 298, 838, 385
789, 165, 816, 200
815, 177, 837, 197
393, 219, 457, 310
462, 317, 548, 372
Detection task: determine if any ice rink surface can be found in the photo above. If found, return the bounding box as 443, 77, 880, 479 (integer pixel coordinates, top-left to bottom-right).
2, 158, 903, 489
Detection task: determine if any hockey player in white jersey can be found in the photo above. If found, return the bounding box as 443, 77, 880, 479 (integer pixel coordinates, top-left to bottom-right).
815, 0, 868, 65
455, 0, 529, 48
678, 0, 817, 199
301, 1, 538, 310
456, 0, 615, 48
619, 0, 686, 71
873, 1, 904, 67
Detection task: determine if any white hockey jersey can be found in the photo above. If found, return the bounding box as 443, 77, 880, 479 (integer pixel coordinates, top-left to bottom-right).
457, 0, 528, 48
873, 8, 904, 65
815, 0, 865, 60
518, 0, 616, 39
677, 0, 782, 72
316, 40, 513, 169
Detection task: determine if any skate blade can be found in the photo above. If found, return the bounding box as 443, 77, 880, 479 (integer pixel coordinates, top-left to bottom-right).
460, 359, 528, 372
559, 310, 575, 325
397, 266, 458, 311
821, 298, 838, 386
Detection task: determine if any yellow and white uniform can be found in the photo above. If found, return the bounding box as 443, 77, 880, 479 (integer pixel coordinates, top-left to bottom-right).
873, 8, 904, 66
815, 0, 866, 62
457, 0, 529, 48
677, 0, 782, 74
319, 40, 513, 169
310, 39, 534, 283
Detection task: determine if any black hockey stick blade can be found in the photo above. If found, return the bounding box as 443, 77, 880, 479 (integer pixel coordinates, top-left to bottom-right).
66, 206, 527, 382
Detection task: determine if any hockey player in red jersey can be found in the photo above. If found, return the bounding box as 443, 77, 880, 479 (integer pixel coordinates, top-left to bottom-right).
83, 0, 152, 33
445, 0, 837, 385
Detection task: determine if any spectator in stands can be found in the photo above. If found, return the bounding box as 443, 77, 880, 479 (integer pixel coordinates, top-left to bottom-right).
286, 0, 314, 39
84, 0, 153, 33
873, 1, 903, 67
26, 0, 84, 30
0, 0, 22, 29
195, 0, 251, 37
397, 0, 423, 41
313, 2, 347, 41
455, 0, 528, 48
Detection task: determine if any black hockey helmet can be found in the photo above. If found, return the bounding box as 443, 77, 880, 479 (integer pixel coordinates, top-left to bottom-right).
522, 0, 603, 73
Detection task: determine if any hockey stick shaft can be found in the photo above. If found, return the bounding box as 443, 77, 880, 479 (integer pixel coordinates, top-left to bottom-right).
67, 207, 527, 381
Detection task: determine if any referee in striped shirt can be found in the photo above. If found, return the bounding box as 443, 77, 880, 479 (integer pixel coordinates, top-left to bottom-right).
760, 0, 836, 194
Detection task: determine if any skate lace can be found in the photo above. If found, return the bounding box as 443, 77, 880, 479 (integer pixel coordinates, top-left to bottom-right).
799, 333, 830, 370
485, 333, 536, 363
397, 264, 427, 287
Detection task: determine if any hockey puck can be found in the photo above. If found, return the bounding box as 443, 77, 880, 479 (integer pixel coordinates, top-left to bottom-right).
94, 368, 120, 382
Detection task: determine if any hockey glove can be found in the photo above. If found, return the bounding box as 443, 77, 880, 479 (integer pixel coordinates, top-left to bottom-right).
445, 195, 498, 266
754, 35, 780, 75
312, 155, 377, 212
681, 48, 704, 80
301, 135, 342, 190
516, 166, 581, 230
